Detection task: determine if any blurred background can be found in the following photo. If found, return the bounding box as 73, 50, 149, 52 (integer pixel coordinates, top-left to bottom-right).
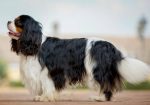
0, 0, 150, 90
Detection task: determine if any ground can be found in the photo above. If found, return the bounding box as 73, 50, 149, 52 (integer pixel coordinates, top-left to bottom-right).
0, 88, 150, 105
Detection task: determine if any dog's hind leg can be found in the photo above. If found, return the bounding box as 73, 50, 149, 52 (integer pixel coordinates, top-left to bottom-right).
89, 89, 113, 101
89, 88, 113, 101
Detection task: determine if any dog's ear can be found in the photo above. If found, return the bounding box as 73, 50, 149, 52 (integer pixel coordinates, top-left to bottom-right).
11, 39, 19, 54
19, 19, 42, 56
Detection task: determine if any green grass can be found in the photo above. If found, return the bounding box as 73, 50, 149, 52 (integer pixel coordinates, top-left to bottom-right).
0, 60, 7, 80
76, 81, 150, 90
9, 81, 24, 87
124, 81, 150, 90
8, 80, 150, 90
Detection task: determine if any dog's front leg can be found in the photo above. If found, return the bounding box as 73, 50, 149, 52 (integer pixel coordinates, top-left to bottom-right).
34, 69, 58, 102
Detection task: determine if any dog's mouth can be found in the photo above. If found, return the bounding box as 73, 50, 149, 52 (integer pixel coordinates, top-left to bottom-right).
8, 30, 20, 37
7, 26, 21, 37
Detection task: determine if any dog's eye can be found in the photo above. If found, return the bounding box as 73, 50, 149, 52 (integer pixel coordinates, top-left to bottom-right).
15, 19, 22, 27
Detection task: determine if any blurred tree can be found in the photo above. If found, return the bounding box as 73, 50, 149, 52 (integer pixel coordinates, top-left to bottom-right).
137, 16, 148, 62
53, 21, 59, 37
137, 16, 147, 41
0, 59, 7, 83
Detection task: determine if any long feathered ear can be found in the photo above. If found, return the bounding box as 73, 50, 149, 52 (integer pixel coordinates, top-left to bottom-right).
19, 19, 42, 56
11, 39, 19, 54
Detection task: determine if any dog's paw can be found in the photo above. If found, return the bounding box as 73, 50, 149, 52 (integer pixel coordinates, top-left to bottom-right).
33, 95, 56, 102
89, 95, 106, 102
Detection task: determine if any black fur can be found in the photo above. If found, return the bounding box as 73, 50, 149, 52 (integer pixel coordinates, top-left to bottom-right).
11, 39, 19, 54
38, 37, 87, 90
90, 41, 123, 94
11, 15, 42, 56
104, 91, 112, 101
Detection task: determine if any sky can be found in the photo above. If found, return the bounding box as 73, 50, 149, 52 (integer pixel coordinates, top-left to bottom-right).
0, 0, 150, 37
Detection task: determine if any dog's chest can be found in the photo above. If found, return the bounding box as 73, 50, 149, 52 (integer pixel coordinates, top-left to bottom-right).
20, 55, 42, 95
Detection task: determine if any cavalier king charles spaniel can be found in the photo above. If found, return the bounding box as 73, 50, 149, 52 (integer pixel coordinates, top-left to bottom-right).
7, 15, 150, 102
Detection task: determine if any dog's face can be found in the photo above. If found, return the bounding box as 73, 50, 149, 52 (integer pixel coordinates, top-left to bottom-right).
7, 15, 39, 40
7, 15, 42, 55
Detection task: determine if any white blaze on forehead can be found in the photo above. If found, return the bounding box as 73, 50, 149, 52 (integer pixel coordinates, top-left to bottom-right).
9, 21, 17, 33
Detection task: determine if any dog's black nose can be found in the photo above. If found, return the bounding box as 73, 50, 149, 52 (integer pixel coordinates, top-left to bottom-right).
7, 21, 11, 25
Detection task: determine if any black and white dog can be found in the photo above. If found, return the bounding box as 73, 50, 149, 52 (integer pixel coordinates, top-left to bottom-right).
7, 15, 150, 101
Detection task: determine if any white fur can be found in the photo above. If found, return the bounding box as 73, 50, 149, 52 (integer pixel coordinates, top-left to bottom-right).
20, 55, 42, 95
8, 21, 19, 40
9, 34, 19, 40
90, 94, 106, 102
84, 39, 108, 101
8, 21, 17, 32
42, 35, 47, 43
38, 68, 57, 101
84, 39, 97, 89
118, 57, 150, 83
84, 38, 106, 89
20, 55, 56, 101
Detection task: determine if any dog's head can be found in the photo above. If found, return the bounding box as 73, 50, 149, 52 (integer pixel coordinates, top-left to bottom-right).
7, 15, 42, 56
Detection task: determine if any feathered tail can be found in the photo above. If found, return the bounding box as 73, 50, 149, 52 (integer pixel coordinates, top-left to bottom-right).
118, 58, 150, 84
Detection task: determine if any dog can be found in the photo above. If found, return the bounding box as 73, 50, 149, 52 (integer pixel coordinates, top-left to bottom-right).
7, 15, 150, 102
